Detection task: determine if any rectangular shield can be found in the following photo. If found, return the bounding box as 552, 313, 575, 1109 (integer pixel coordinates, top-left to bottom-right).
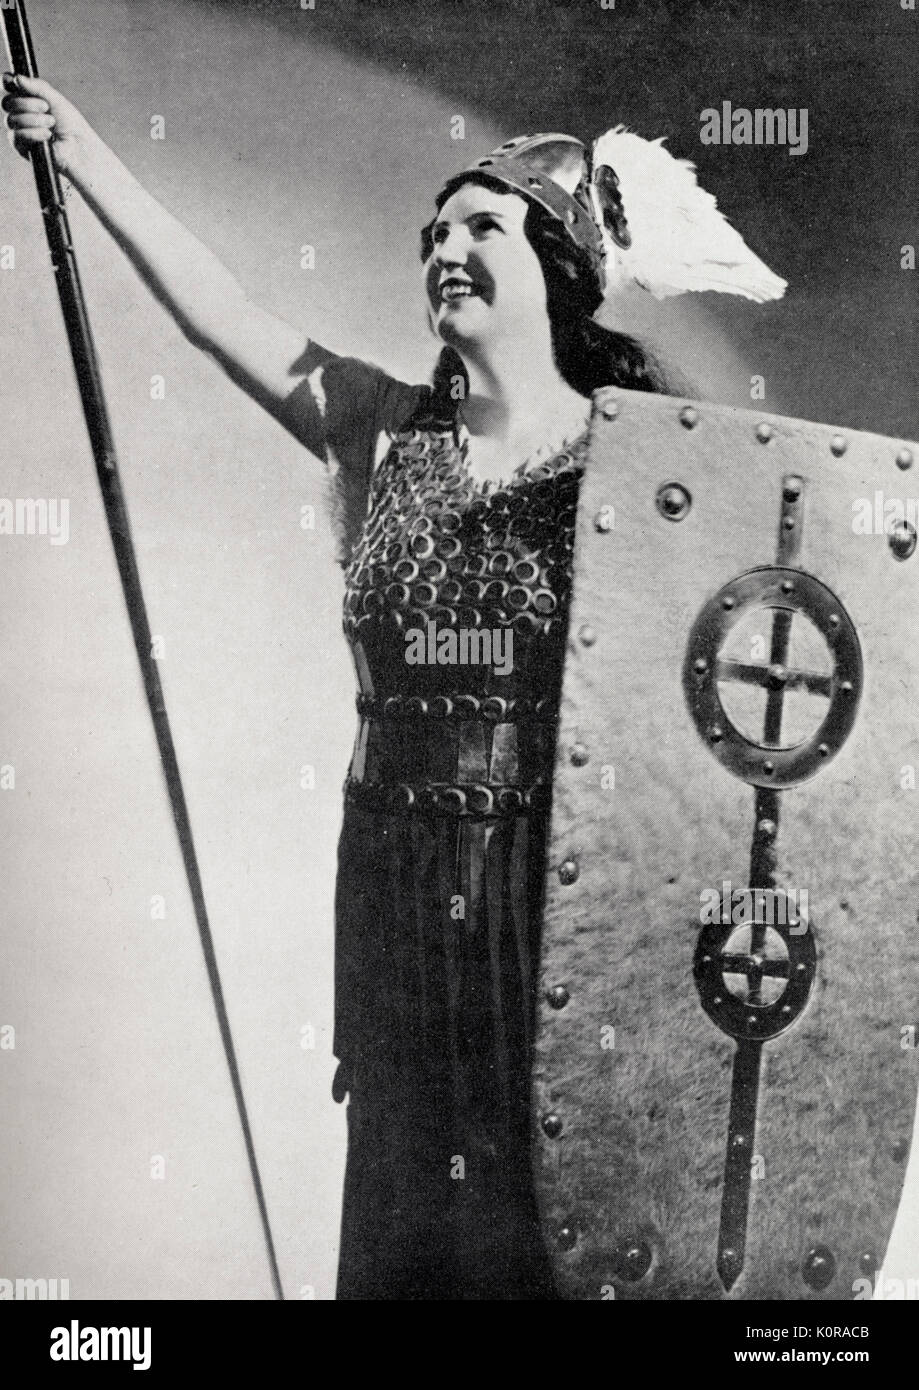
533, 389, 919, 1300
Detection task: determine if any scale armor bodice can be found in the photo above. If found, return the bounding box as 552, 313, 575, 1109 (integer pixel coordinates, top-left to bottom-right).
341, 426, 587, 813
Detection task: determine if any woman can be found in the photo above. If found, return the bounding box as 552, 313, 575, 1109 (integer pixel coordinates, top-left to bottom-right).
4, 78, 783, 1299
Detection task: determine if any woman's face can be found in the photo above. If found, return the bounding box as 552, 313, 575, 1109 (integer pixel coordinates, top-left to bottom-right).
423, 181, 549, 353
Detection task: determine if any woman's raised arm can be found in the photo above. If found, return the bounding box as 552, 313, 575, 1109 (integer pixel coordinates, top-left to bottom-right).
3, 73, 310, 424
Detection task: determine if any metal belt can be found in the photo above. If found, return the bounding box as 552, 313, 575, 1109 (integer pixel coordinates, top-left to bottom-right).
354, 692, 559, 722
344, 775, 551, 818
347, 712, 557, 791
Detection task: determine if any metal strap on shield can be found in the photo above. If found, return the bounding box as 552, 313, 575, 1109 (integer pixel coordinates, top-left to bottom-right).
533, 390, 919, 1300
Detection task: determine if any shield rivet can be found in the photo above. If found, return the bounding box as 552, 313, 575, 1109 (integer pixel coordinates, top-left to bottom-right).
579, 624, 597, 646
782, 516, 795, 531
546, 985, 570, 1010
896, 447, 914, 471
859, 1252, 877, 1276
656, 483, 692, 522
612, 1237, 653, 1282
709, 725, 724, 743
569, 743, 589, 766
722, 595, 736, 611
781, 578, 795, 594
830, 435, 848, 457
757, 818, 777, 837
766, 664, 788, 691
732, 1133, 747, 1148
693, 657, 708, 674
594, 510, 614, 533
783, 478, 802, 502
762, 760, 775, 775
558, 1224, 578, 1251
558, 859, 579, 886
892, 1138, 908, 1163
802, 1245, 836, 1291
829, 613, 840, 627
679, 406, 699, 429
600, 399, 619, 420
889, 520, 917, 561
756, 422, 773, 444
542, 1113, 563, 1139
818, 743, 830, 757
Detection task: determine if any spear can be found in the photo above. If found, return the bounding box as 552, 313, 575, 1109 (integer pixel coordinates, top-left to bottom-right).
1, 0, 284, 1301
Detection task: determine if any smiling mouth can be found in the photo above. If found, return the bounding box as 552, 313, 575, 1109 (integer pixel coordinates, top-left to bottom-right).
439, 278, 480, 305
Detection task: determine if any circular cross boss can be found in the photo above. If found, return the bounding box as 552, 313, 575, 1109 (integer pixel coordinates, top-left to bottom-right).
694, 911, 817, 1041
683, 567, 863, 788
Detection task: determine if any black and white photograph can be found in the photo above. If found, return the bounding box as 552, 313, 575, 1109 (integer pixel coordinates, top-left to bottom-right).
1, 0, 918, 1349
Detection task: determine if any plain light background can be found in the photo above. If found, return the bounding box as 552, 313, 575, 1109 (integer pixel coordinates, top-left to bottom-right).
1, 0, 916, 1299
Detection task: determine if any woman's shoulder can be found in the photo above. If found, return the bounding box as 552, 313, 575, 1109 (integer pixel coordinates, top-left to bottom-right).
283, 341, 433, 448
278, 342, 442, 564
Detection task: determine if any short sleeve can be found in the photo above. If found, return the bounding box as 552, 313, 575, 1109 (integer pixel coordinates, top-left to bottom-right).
278, 342, 429, 564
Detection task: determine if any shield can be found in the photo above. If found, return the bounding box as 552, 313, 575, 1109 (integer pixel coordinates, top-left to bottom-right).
532, 388, 919, 1300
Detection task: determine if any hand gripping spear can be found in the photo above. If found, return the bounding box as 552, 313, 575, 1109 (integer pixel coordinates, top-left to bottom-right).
1, 0, 284, 1300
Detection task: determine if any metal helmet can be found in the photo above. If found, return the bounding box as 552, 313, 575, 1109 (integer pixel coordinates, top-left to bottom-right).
434, 133, 632, 296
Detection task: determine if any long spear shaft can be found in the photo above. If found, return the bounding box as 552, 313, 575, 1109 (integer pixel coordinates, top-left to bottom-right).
2, 0, 284, 1301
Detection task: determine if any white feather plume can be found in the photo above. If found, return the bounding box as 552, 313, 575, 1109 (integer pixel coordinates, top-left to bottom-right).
591, 126, 786, 303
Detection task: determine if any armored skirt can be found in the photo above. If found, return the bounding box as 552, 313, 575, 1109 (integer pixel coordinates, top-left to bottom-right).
283, 348, 584, 1299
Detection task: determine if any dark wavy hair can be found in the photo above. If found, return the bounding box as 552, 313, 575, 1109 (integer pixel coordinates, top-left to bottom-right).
418, 172, 682, 424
